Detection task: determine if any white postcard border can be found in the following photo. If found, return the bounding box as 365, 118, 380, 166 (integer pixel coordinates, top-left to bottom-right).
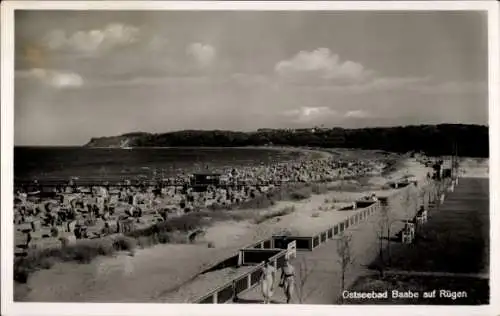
1, 1, 498, 316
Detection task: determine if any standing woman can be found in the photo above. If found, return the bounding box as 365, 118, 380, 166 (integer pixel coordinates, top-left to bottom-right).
25, 231, 32, 249
261, 259, 276, 304
280, 255, 296, 304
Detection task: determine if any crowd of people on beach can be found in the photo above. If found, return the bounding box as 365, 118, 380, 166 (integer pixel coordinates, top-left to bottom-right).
13, 156, 387, 250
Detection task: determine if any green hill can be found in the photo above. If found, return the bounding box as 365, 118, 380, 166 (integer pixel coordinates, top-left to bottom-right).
84, 124, 488, 157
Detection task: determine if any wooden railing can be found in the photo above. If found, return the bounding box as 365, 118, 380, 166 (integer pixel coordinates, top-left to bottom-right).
194, 248, 288, 304
192, 199, 382, 303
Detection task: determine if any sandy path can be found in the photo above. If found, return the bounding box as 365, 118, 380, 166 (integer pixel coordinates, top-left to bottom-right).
239, 198, 429, 304
239, 161, 433, 304
238, 201, 387, 304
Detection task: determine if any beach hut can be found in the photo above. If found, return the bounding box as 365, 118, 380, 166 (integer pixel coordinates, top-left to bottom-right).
190, 173, 222, 192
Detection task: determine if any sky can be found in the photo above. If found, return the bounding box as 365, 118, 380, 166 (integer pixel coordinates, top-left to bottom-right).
14, 10, 488, 146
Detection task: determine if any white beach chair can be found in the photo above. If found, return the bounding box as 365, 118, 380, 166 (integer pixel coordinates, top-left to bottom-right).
402, 231, 412, 244
447, 183, 454, 192
404, 222, 415, 240
422, 210, 428, 223
416, 216, 424, 225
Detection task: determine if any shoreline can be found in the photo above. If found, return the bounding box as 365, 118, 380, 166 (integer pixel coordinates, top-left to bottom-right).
83, 145, 333, 157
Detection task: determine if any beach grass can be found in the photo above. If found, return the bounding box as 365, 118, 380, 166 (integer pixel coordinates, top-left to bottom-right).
208, 183, 315, 211
13, 157, 384, 289
254, 205, 296, 224
14, 208, 244, 285
14, 235, 136, 284
13, 181, 318, 285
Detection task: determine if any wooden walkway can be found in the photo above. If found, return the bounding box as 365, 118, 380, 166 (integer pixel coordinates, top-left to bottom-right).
236, 177, 489, 304
236, 198, 389, 304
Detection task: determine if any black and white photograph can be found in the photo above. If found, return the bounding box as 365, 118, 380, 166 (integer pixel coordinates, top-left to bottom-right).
1, 1, 498, 315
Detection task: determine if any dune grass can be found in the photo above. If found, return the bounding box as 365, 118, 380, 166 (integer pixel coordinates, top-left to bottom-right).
13, 206, 255, 285
254, 205, 296, 224
14, 234, 136, 284
234, 183, 313, 210
13, 180, 329, 286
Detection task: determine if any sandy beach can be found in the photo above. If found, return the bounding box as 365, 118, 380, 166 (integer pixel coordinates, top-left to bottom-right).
18, 154, 439, 303
459, 158, 489, 178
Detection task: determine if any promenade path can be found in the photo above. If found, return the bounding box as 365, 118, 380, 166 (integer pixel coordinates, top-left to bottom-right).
237, 177, 489, 304
237, 186, 423, 304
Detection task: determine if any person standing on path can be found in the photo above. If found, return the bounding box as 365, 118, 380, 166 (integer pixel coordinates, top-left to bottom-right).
25, 231, 32, 249
280, 256, 296, 304
261, 259, 276, 304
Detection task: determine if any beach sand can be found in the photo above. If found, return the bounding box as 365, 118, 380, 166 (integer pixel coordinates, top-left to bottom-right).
19, 157, 439, 303
459, 157, 489, 178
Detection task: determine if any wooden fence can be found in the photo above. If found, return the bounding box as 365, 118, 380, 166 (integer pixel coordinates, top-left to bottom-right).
195, 249, 288, 304
193, 199, 381, 303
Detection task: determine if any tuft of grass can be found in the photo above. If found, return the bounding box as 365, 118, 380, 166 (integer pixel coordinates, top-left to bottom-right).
13, 234, 136, 283
254, 205, 296, 224
112, 235, 136, 252
237, 194, 275, 209
126, 211, 208, 239
136, 236, 154, 249
157, 232, 171, 244
289, 188, 312, 200
235, 183, 315, 209
14, 178, 347, 286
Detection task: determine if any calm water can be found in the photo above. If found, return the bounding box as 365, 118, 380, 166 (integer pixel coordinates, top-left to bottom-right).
14, 147, 305, 182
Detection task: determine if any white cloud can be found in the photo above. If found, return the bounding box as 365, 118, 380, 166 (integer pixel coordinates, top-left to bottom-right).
187, 43, 216, 67
44, 23, 140, 53
284, 106, 337, 123
275, 48, 372, 82
17, 68, 84, 89
345, 110, 370, 118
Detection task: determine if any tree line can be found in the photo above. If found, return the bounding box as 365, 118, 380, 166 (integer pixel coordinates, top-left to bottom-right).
85, 124, 488, 157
